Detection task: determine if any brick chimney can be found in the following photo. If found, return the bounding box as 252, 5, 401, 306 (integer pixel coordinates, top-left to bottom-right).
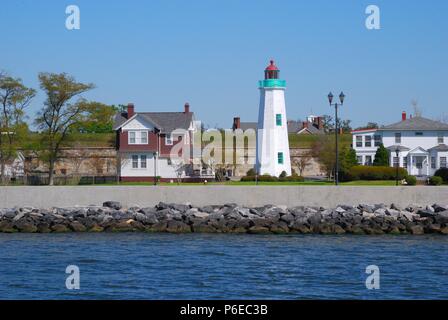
314, 116, 323, 130
302, 121, 308, 129
184, 102, 190, 113
127, 103, 135, 118
402, 111, 407, 121
233, 117, 241, 130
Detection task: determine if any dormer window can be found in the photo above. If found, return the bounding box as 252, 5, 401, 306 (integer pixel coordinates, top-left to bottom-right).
415, 132, 423, 136
395, 133, 401, 144
438, 133, 444, 144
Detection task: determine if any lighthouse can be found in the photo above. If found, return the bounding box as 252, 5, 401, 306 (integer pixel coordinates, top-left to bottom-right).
256, 60, 292, 177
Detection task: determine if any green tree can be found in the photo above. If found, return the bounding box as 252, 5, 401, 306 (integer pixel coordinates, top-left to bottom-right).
34, 72, 94, 185
0, 73, 36, 183
340, 147, 358, 172
73, 102, 118, 133
373, 143, 389, 166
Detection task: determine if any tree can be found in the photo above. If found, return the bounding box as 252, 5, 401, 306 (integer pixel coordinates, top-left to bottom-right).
355, 122, 378, 130
0, 73, 36, 183
373, 143, 389, 166
73, 102, 118, 133
294, 151, 312, 176
34, 72, 94, 185
341, 148, 358, 171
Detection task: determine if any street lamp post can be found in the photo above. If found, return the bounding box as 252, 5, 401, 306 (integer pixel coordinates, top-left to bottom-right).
395, 147, 400, 186
328, 91, 345, 185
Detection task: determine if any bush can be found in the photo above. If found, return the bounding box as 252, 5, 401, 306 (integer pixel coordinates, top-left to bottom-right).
240, 173, 304, 183
405, 175, 417, 186
345, 166, 408, 181
279, 171, 287, 178
246, 168, 256, 177
429, 176, 443, 186
434, 167, 448, 183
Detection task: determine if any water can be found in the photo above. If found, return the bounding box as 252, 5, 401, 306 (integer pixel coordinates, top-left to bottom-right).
0, 233, 447, 299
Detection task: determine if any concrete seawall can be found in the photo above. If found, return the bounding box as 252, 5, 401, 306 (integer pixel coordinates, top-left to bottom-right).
1, 186, 448, 208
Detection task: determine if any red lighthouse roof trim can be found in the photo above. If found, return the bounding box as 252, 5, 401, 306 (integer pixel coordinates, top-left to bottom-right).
265, 60, 279, 71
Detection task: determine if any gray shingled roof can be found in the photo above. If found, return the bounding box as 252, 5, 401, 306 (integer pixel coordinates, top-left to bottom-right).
428, 144, 448, 152
113, 112, 194, 133
382, 116, 448, 131
287, 120, 325, 134
386, 145, 411, 152
239, 122, 258, 131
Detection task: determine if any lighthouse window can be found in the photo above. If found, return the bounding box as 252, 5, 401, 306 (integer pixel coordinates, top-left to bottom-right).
276, 114, 282, 126
277, 152, 284, 164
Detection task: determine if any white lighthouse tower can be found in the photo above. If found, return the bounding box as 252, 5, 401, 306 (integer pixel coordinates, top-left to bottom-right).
256, 60, 291, 177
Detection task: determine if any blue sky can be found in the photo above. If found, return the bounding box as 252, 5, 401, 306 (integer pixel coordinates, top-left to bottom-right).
1, 0, 447, 129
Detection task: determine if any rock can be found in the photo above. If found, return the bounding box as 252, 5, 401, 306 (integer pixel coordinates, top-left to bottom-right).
192, 223, 216, 233
333, 225, 346, 234
433, 204, 448, 213
166, 220, 191, 233
0, 221, 17, 233
270, 221, 289, 234
69, 221, 86, 232
51, 224, 70, 232
102, 201, 122, 210
14, 221, 37, 233
248, 226, 270, 234
409, 225, 424, 235
440, 227, 448, 235
417, 209, 436, 218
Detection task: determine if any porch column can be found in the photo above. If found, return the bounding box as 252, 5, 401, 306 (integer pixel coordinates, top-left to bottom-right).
427, 155, 429, 176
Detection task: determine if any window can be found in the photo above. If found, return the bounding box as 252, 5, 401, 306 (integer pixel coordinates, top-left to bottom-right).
441, 157, 447, 168
276, 114, 282, 126
277, 152, 284, 164
132, 155, 139, 168
128, 131, 148, 144
403, 157, 408, 169
431, 157, 436, 169
374, 135, 382, 147
365, 155, 372, 166
395, 132, 401, 144
140, 155, 147, 169
129, 131, 136, 144
356, 136, 362, 148
141, 131, 148, 144
438, 133, 444, 144
415, 132, 423, 136
165, 133, 173, 145
365, 135, 372, 147
393, 157, 399, 168
357, 156, 363, 165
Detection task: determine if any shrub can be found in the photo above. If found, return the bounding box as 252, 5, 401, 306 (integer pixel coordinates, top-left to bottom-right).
405, 175, 417, 186
346, 166, 408, 181
240, 173, 304, 183
434, 167, 448, 183
279, 171, 287, 178
429, 176, 443, 186
246, 168, 256, 177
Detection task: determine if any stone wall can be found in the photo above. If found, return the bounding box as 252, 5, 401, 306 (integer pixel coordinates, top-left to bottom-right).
1, 186, 447, 208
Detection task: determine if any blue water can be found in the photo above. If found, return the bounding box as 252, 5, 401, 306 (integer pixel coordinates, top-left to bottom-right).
0, 233, 447, 299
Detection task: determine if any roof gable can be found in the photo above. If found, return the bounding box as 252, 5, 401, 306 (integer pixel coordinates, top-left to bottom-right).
121, 114, 158, 131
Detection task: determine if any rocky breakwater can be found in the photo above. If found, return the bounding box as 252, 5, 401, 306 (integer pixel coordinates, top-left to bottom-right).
1, 201, 448, 235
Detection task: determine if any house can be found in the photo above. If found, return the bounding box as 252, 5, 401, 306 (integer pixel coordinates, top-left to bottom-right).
352, 112, 448, 176
113, 103, 205, 182
231, 117, 258, 131
287, 116, 325, 135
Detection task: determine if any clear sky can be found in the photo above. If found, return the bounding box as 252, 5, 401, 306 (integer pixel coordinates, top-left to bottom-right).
1, 0, 447, 129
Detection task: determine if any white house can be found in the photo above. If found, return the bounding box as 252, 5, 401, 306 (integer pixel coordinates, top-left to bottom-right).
352, 112, 448, 176
256, 60, 292, 176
